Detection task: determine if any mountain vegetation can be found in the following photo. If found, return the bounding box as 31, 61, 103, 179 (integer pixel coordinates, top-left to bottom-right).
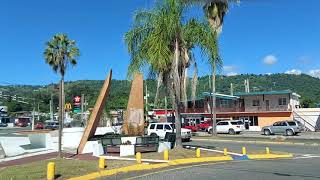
0, 73, 319, 114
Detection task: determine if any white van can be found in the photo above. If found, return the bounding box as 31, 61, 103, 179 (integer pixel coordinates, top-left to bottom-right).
147, 123, 192, 141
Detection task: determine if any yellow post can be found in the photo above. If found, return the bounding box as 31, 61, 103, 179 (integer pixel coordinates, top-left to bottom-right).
47, 162, 55, 180
196, 148, 201, 158
223, 148, 228, 156
242, 147, 247, 155
164, 149, 169, 161
266, 147, 270, 154
99, 157, 105, 169
136, 152, 142, 164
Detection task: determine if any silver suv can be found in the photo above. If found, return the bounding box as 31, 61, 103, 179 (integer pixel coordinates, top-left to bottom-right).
262, 121, 302, 136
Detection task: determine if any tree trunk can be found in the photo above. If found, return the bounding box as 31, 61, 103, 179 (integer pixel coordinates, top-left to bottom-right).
211, 64, 217, 136
154, 72, 163, 107
58, 77, 65, 158
173, 39, 182, 147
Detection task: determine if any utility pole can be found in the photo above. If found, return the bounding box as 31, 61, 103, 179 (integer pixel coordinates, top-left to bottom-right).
230, 83, 234, 96
81, 94, 84, 122
37, 103, 40, 121
50, 94, 53, 121
145, 83, 149, 121
32, 105, 35, 131
165, 96, 168, 122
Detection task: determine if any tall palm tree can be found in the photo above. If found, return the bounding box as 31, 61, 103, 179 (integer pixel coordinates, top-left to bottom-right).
184, 0, 238, 135
125, 0, 219, 147
44, 34, 80, 157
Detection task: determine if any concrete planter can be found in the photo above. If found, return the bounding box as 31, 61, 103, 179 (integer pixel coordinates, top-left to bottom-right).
62, 127, 85, 149
121, 137, 137, 145
120, 145, 135, 156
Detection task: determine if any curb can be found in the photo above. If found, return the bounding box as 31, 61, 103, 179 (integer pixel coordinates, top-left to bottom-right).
68, 154, 291, 180
248, 153, 293, 159
193, 138, 320, 146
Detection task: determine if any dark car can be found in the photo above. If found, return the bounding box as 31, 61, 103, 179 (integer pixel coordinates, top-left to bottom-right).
0, 123, 7, 127
45, 122, 59, 130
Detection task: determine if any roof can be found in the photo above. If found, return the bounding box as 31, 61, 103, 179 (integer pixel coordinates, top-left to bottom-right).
202, 92, 239, 100
234, 90, 295, 96
181, 92, 239, 102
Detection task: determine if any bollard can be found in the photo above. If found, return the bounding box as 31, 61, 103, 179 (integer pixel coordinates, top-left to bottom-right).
223, 148, 228, 156
196, 148, 201, 158
242, 147, 247, 155
99, 157, 106, 169
266, 147, 270, 154
47, 162, 55, 180
164, 149, 169, 161
136, 152, 142, 164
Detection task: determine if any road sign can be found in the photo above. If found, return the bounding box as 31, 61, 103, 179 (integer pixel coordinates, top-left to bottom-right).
73, 96, 81, 113
65, 103, 72, 111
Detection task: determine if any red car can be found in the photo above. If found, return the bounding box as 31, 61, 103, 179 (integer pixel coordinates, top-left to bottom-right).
35, 122, 44, 129
183, 125, 198, 132
197, 121, 211, 131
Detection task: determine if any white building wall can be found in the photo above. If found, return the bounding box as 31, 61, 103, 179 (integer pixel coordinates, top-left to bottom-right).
243, 94, 292, 112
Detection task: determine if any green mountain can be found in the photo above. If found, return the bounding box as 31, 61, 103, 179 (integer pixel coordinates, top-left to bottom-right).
1, 73, 319, 113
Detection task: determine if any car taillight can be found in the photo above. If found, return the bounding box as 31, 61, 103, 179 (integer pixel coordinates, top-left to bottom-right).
236, 126, 240, 128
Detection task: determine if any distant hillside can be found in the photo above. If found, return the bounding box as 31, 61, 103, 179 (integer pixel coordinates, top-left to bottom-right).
1, 73, 319, 113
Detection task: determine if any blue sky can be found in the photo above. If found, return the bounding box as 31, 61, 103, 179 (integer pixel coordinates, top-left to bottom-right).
0, 0, 319, 85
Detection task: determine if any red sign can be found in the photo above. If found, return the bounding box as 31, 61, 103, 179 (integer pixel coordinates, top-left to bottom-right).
73, 96, 81, 106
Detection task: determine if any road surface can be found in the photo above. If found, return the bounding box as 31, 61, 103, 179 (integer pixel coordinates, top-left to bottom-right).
108, 140, 320, 180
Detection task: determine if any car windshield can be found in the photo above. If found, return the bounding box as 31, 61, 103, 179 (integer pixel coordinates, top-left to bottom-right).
287, 122, 297, 126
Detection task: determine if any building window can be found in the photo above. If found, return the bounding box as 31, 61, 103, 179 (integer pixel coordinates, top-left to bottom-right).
278, 98, 287, 105
252, 100, 260, 106
249, 116, 259, 126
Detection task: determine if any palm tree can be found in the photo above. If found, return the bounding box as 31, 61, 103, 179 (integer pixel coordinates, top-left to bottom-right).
125, 0, 219, 147
184, 0, 238, 135
44, 34, 80, 157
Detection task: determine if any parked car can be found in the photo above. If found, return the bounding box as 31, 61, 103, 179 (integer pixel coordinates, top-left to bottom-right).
0, 123, 8, 127
16, 121, 28, 127
147, 123, 192, 141
208, 120, 245, 135
197, 121, 211, 131
35, 122, 44, 129
262, 121, 302, 136
45, 122, 59, 130
182, 124, 198, 132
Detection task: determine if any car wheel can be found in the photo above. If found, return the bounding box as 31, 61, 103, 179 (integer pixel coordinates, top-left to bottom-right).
264, 129, 271, 136
228, 129, 235, 135
286, 129, 294, 136
208, 129, 213, 134
150, 133, 158, 137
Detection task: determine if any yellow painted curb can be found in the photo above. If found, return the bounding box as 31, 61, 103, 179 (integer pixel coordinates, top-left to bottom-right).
68, 156, 232, 180
168, 156, 233, 165
247, 153, 293, 159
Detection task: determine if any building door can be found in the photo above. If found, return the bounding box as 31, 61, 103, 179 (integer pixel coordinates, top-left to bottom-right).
266, 100, 270, 111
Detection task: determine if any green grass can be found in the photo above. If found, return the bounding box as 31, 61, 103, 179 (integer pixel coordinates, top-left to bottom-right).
0, 158, 135, 180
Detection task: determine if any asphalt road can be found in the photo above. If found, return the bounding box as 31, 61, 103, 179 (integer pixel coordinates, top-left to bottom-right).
0, 127, 31, 137
108, 141, 320, 180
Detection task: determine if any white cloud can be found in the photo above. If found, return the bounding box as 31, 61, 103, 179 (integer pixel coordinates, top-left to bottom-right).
263, 55, 278, 65
266, 72, 272, 75
308, 69, 320, 78
223, 65, 237, 72
226, 72, 238, 76
285, 69, 302, 75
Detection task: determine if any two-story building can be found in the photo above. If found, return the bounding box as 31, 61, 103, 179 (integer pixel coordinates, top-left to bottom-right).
180, 90, 301, 131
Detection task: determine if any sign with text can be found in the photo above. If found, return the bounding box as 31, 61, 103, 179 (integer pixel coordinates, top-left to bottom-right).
73, 96, 81, 113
